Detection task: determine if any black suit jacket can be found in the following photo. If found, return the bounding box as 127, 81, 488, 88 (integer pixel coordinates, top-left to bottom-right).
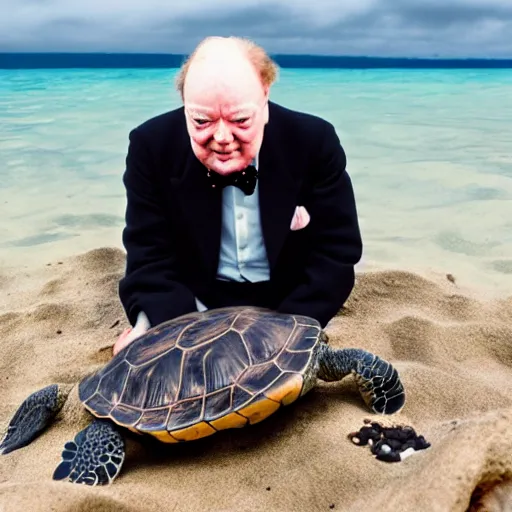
118, 101, 362, 328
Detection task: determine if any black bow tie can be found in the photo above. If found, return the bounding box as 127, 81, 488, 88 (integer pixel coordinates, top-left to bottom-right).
206, 165, 258, 195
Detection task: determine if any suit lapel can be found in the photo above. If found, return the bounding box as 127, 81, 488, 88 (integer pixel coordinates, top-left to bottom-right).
169, 151, 223, 279
169, 102, 302, 279
258, 106, 302, 272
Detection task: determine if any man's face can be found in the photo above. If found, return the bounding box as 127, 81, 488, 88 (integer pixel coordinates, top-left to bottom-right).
183, 55, 269, 176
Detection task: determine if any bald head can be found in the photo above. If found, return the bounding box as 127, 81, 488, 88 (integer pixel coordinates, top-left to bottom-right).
184, 38, 265, 106
186, 37, 256, 81
180, 37, 277, 176
176, 36, 278, 101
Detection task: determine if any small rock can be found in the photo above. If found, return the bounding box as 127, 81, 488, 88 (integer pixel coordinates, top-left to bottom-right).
352, 426, 374, 445
401, 439, 417, 451
370, 422, 382, 433
446, 273, 456, 284
386, 439, 403, 451
376, 451, 401, 462
56, 330, 62, 335
415, 435, 431, 450
371, 439, 387, 455
380, 444, 392, 454
399, 447, 418, 461
383, 426, 416, 441
349, 420, 431, 463
266, 487, 271, 491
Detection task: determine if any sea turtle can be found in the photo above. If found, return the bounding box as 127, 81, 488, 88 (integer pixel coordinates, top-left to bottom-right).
0, 306, 405, 486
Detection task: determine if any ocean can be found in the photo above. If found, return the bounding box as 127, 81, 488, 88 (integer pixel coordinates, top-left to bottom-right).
1, 65, 511, 297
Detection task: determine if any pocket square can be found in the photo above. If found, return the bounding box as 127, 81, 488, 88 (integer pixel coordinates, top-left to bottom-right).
290, 205, 310, 231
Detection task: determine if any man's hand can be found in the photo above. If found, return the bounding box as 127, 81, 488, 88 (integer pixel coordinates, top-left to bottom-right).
113, 328, 134, 356
113, 311, 151, 356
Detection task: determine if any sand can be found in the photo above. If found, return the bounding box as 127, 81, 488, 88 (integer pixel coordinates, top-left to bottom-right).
1, 247, 512, 512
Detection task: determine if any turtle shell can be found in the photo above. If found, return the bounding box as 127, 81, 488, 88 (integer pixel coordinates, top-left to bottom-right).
79, 306, 322, 443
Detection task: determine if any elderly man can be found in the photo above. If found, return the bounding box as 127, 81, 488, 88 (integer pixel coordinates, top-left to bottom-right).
114, 36, 362, 355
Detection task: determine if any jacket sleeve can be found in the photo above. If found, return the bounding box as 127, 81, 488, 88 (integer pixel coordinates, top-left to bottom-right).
276, 121, 363, 327
118, 127, 198, 327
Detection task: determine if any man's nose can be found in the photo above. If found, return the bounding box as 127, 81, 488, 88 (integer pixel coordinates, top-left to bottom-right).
213, 120, 234, 143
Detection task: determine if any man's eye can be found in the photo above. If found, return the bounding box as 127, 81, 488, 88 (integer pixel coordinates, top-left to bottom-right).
194, 119, 209, 125
234, 118, 249, 124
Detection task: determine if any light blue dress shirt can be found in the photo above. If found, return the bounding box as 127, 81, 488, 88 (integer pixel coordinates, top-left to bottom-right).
133, 157, 270, 327
216, 155, 270, 283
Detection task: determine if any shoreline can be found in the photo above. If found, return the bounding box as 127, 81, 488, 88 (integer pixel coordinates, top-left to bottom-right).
1, 242, 510, 309
1, 246, 511, 511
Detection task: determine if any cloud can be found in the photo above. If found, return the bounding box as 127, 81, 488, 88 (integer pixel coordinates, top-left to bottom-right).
390, 0, 512, 29
0, 0, 511, 57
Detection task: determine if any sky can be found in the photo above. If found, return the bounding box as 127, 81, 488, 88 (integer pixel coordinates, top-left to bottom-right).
0, 0, 511, 58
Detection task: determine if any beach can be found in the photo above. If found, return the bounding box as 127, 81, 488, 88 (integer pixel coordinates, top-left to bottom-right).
1, 247, 512, 511
1, 67, 512, 510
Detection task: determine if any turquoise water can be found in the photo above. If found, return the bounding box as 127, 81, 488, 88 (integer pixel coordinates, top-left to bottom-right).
1, 68, 511, 295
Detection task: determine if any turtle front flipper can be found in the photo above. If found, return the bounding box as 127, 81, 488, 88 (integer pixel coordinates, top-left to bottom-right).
53, 419, 125, 486
0, 384, 69, 455
316, 344, 405, 415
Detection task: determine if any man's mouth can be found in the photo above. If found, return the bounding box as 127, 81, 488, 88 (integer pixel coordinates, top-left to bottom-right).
214, 151, 233, 161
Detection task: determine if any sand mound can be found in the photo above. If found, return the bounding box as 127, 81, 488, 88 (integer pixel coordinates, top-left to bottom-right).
1, 248, 511, 511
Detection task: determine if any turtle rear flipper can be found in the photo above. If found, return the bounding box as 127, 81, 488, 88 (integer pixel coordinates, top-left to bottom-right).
317, 345, 406, 415
0, 384, 68, 455
53, 419, 125, 486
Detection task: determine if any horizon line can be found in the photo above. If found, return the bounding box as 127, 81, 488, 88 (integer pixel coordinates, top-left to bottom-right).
1, 51, 511, 60
1, 52, 511, 69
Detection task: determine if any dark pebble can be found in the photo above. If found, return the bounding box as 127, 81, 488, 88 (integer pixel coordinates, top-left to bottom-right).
384, 427, 416, 442
369, 429, 381, 442
349, 421, 431, 463
370, 422, 382, 433
351, 425, 382, 446
401, 439, 417, 451
376, 451, 401, 462
375, 445, 393, 458
370, 439, 384, 455
386, 439, 403, 450
415, 436, 431, 450
266, 487, 271, 491
402, 426, 417, 437
56, 330, 62, 334
329, 505, 335, 509
348, 432, 361, 444
382, 429, 399, 441
381, 427, 397, 439
354, 426, 373, 445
